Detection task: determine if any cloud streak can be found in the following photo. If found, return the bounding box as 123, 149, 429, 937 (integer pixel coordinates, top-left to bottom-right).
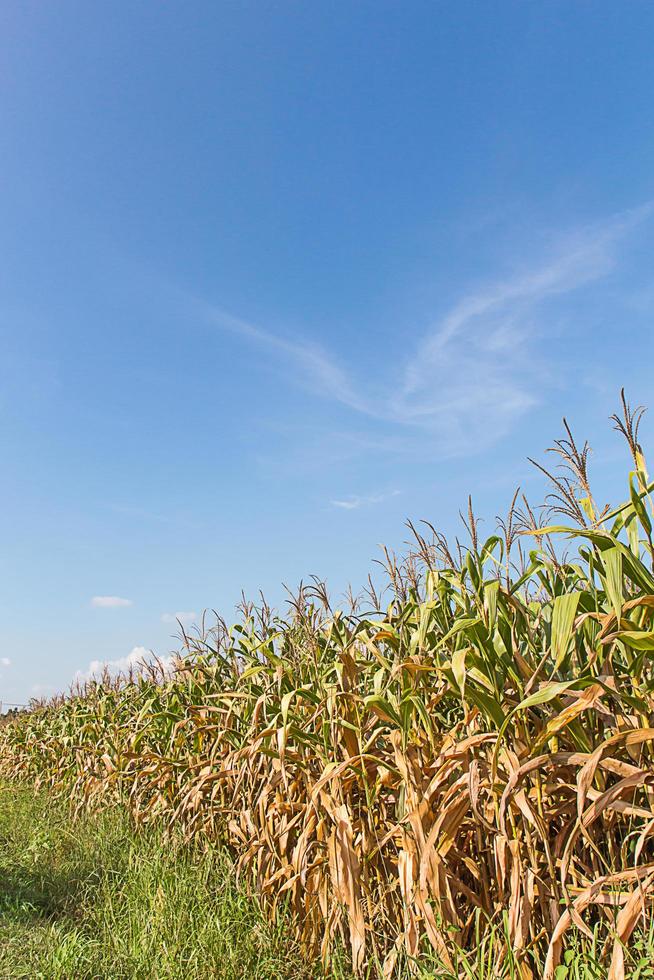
393, 203, 653, 441
162, 611, 197, 625
199, 306, 373, 416
331, 490, 401, 510
198, 203, 652, 456
91, 596, 133, 608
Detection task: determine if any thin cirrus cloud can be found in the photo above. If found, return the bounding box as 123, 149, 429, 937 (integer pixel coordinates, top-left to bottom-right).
91, 596, 133, 608
392, 203, 652, 437
197, 307, 371, 417
161, 611, 197, 625
0, 657, 11, 668
331, 490, 401, 511
197, 202, 652, 455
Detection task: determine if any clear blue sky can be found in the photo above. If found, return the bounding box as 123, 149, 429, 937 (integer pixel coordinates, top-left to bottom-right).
2, 1, 654, 703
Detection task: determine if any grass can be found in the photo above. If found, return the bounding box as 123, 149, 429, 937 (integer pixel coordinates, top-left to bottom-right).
0, 782, 322, 979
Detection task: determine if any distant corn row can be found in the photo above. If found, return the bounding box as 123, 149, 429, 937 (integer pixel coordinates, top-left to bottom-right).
3, 397, 654, 979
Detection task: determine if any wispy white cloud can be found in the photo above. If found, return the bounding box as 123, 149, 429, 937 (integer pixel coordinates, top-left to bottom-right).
331, 498, 362, 511
331, 490, 401, 510
162, 611, 197, 625
91, 596, 133, 608
0, 657, 11, 668
197, 203, 653, 455
391, 203, 652, 444
198, 305, 376, 417
75, 645, 174, 683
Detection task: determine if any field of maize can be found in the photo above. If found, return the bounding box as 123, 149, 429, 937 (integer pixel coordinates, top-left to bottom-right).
3, 395, 654, 978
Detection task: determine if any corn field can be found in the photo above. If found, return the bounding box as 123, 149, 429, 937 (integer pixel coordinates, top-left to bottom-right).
3, 394, 654, 978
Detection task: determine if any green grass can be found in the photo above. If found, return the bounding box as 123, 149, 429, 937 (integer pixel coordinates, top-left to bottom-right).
0, 782, 324, 980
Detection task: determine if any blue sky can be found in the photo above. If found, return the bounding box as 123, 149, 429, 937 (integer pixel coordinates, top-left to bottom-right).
2, 1, 654, 703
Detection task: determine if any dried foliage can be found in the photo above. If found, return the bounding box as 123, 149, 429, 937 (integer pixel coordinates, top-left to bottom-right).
3, 399, 654, 978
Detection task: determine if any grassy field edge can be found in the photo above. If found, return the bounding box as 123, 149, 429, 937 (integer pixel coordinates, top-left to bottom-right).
0, 781, 325, 980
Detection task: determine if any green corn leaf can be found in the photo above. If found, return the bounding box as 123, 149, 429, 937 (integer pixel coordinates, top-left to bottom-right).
363, 695, 403, 728
452, 646, 467, 697
615, 630, 654, 651
602, 546, 623, 621
551, 592, 581, 670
